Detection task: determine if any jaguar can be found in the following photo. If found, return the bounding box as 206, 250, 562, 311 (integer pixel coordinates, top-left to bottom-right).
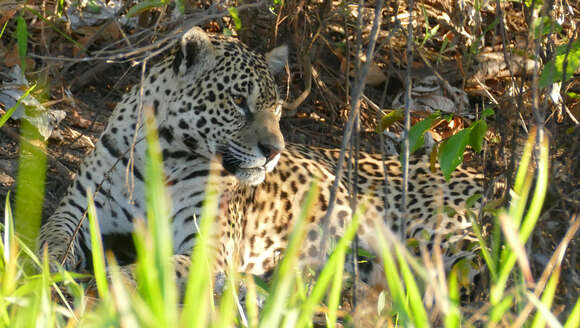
38, 26, 484, 294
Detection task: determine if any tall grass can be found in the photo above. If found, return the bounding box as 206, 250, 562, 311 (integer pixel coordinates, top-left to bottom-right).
1, 120, 578, 327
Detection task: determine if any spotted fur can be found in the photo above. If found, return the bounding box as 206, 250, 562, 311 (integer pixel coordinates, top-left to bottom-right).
38, 27, 484, 293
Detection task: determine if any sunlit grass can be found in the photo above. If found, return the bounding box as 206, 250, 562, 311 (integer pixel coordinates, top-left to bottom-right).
1, 122, 578, 327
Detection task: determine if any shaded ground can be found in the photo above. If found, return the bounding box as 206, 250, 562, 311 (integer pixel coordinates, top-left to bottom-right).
1, 0, 579, 323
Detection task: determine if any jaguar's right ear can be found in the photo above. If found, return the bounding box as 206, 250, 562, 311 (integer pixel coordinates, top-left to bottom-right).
265, 45, 288, 75
172, 27, 215, 76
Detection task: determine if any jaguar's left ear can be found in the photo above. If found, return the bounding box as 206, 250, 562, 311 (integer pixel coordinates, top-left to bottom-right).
173, 27, 216, 76
265, 45, 288, 75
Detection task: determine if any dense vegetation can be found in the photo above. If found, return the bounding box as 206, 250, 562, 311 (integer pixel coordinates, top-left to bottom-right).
1, 0, 579, 326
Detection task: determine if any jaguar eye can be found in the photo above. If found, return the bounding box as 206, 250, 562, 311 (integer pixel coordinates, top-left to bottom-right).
233, 95, 252, 119
233, 96, 246, 106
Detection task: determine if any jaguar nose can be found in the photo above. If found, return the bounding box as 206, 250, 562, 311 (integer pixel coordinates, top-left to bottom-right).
258, 142, 282, 162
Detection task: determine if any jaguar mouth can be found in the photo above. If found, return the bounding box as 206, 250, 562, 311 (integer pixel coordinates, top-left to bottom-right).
217, 145, 281, 185
234, 166, 267, 185
219, 152, 268, 185
222, 162, 267, 185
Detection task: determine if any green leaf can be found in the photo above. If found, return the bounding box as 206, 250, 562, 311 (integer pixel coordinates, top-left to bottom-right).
524, 0, 544, 9
438, 128, 470, 181
126, 1, 164, 18
228, 7, 242, 30
355, 247, 376, 259
442, 206, 458, 217
540, 38, 580, 89
86, 0, 101, 14
401, 112, 440, 163
481, 107, 495, 118
465, 193, 482, 208
376, 109, 404, 132
57, 0, 65, 16
468, 119, 487, 153
175, 0, 185, 14
16, 15, 28, 72
532, 16, 561, 39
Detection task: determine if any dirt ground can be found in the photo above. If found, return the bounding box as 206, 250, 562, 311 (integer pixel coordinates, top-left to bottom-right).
1, 0, 579, 322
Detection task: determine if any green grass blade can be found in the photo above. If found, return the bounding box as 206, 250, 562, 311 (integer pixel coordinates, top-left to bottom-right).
326, 248, 346, 327
467, 211, 497, 281
260, 181, 318, 328
526, 291, 563, 328
22, 249, 57, 327
1, 192, 17, 324
2, 191, 13, 264
133, 218, 163, 320
0, 19, 8, 39
517, 130, 549, 242
444, 267, 461, 328
143, 106, 177, 322
396, 247, 429, 327
12, 233, 42, 268
512, 128, 534, 206
104, 255, 140, 327
16, 15, 28, 71
24, 7, 82, 48
180, 170, 220, 327
563, 297, 580, 328
0, 84, 36, 128
87, 189, 110, 302
127, 1, 165, 17
214, 269, 239, 328
530, 267, 561, 328
245, 276, 259, 328
489, 295, 513, 324
298, 209, 359, 328
492, 128, 549, 307
375, 224, 411, 323
14, 120, 47, 254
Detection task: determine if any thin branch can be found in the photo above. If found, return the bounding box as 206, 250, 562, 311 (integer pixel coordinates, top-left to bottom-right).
400, 0, 414, 241
349, 0, 365, 308
318, 0, 384, 261
30, 2, 264, 65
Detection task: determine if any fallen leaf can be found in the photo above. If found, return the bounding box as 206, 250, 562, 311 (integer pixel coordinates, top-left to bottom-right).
69, 109, 92, 129
4, 44, 34, 69
365, 63, 386, 86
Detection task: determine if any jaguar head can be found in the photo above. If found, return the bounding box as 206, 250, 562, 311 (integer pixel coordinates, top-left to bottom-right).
167, 27, 287, 185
